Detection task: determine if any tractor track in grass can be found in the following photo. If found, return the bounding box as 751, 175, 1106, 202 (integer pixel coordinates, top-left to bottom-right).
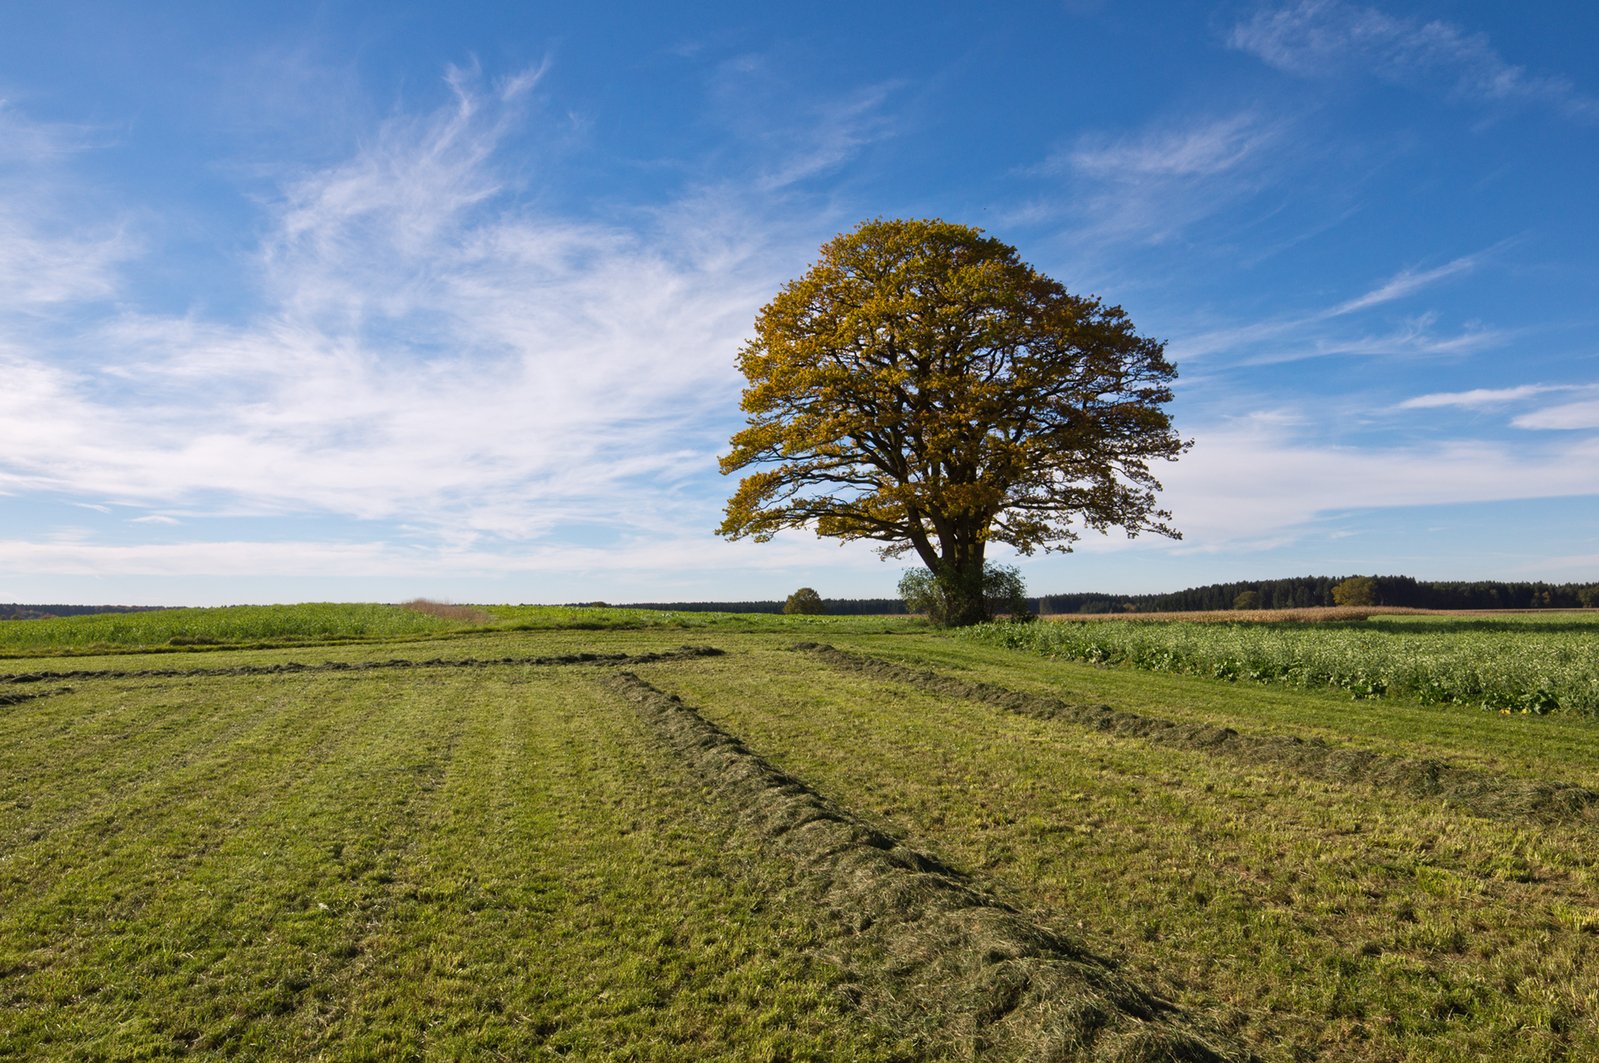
0, 646, 723, 685
608, 669, 1250, 1062
802, 643, 1599, 829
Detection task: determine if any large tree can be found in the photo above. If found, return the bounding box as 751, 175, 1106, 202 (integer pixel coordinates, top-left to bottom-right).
719, 218, 1187, 626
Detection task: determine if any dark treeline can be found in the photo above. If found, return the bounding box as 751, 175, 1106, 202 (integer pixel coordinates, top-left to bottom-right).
0, 604, 166, 621
610, 576, 1597, 616
1040, 576, 1599, 614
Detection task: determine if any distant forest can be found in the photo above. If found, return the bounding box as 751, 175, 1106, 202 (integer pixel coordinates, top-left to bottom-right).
0, 603, 166, 621
617, 575, 1599, 616
5, 577, 1596, 622
1037, 576, 1599, 614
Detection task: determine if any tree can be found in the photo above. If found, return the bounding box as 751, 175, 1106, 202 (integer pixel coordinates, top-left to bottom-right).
718, 218, 1187, 626
1332, 576, 1377, 607
783, 586, 826, 615
1233, 590, 1261, 611
899, 561, 1032, 626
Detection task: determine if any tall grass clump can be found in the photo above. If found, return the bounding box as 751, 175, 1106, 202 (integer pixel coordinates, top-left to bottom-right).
962, 616, 1599, 715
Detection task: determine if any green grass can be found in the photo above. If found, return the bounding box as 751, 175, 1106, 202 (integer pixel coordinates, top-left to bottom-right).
0, 603, 923, 657
962, 612, 1599, 714
0, 658, 917, 1060
0, 603, 470, 656
642, 639, 1599, 1060
10, 606, 1599, 1059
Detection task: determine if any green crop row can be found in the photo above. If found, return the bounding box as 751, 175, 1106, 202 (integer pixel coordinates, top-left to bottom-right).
962, 616, 1599, 715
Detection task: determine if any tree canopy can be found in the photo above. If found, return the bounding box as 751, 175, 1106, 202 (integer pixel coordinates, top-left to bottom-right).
1332, 576, 1378, 607
782, 587, 826, 615
719, 218, 1187, 625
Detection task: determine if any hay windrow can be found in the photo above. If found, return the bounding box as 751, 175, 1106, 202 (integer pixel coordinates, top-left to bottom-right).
0, 645, 723, 685
607, 670, 1249, 1062
800, 643, 1599, 828
0, 686, 71, 706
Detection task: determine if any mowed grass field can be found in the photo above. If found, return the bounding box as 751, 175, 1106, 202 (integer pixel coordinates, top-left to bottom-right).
3, 605, 1599, 1059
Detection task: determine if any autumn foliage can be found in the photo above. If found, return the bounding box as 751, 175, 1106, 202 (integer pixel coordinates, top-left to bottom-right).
719, 219, 1187, 625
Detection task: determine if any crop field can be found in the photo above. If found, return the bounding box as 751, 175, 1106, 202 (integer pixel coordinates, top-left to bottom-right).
966, 611, 1599, 715
4, 607, 1599, 1059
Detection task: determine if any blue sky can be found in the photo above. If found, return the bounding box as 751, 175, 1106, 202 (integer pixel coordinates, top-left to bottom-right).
1, 1, 1595, 606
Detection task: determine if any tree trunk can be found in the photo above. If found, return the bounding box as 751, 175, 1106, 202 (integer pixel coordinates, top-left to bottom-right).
937, 558, 991, 627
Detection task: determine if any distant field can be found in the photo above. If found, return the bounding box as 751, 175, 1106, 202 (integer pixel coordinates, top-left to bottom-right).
0, 602, 919, 657
5, 605, 1599, 1058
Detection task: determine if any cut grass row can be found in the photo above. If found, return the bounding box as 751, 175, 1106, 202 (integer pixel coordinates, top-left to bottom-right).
0, 659, 918, 1060
963, 613, 1599, 714
12, 616, 1599, 1059
802, 643, 1599, 829
638, 639, 1599, 1061
610, 670, 1244, 1061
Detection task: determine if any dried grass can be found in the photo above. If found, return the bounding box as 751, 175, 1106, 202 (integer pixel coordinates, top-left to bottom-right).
399, 598, 495, 624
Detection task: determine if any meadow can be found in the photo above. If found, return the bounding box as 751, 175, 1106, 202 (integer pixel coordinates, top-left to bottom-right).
3, 605, 1599, 1059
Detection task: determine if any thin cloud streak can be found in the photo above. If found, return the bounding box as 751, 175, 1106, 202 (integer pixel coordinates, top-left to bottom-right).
1231, 1, 1599, 122
1397, 384, 1581, 410
1330, 253, 1482, 315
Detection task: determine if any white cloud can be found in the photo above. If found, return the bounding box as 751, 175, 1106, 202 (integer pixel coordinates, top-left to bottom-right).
0, 68, 799, 544
1066, 112, 1277, 179
1513, 399, 1599, 431
0, 115, 134, 310
756, 82, 900, 191
1036, 111, 1285, 245
1231, 1, 1599, 122
0, 526, 891, 586
0, 99, 103, 165
1154, 411, 1599, 553
1397, 384, 1579, 411
1330, 253, 1482, 315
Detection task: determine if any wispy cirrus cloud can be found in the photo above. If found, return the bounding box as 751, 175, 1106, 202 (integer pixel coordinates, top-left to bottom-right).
1230, 1, 1599, 122
703, 52, 901, 193
1031, 111, 1285, 244
0, 67, 798, 546
1169, 249, 1501, 366
0, 103, 134, 311
1394, 383, 1599, 432
1396, 383, 1581, 411
1329, 252, 1484, 315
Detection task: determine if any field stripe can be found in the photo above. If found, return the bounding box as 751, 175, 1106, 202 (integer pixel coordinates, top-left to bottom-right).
608, 670, 1250, 1063
0, 645, 722, 685
804, 643, 1599, 828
